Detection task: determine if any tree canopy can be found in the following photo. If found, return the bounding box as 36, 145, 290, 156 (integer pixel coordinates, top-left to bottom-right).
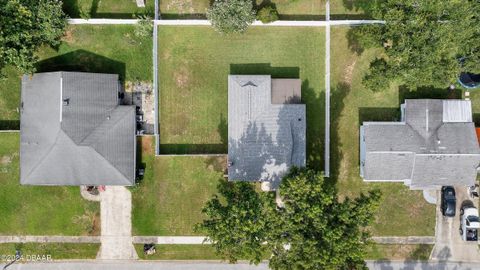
0, 0, 67, 75
196, 168, 381, 270
351, 0, 480, 91
207, 0, 256, 34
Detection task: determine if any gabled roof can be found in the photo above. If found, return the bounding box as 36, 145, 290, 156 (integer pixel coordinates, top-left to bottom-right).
228, 75, 306, 189
20, 72, 136, 186
361, 99, 480, 188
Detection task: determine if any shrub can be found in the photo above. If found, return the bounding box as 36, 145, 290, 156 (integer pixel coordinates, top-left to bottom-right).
256, 5, 279, 24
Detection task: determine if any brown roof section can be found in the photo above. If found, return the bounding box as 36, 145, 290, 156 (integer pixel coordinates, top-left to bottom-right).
271, 79, 301, 104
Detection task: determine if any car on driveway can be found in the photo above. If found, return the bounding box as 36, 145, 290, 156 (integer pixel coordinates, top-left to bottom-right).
441, 186, 456, 217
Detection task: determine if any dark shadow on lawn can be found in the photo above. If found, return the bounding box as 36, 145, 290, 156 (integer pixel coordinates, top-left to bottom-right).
160, 13, 207, 20
326, 82, 352, 186
278, 14, 326, 21
358, 107, 400, 126
330, 14, 373, 20
230, 63, 299, 78
136, 137, 147, 185
303, 80, 325, 173
35, 49, 126, 82
62, 0, 80, 18
0, 120, 20, 131
398, 85, 461, 102
160, 144, 226, 154
341, 0, 377, 17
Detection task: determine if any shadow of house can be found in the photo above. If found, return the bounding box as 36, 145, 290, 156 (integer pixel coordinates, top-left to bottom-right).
35, 50, 126, 82
230, 64, 299, 79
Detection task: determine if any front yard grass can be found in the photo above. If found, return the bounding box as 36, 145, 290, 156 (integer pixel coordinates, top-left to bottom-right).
0, 243, 99, 260
158, 26, 325, 161
330, 27, 436, 236
0, 133, 100, 235
135, 244, 220, 260
132, 137, 224, 235
365, 244, 433, 260
0, 67, 21, 122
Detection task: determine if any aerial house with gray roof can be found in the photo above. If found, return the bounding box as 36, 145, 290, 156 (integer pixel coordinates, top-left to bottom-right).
20, 72, 136, 186
228, 75, 306, 191
360, 99, 480, 190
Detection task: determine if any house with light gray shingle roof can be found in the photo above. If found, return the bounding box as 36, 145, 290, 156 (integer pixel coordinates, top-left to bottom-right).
20, 72, 136, 185
360, 99, 480, 190
228, 75, 306, 190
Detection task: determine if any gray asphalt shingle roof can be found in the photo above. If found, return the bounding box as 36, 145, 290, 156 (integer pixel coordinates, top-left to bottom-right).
360, 99, 480, 189
228, 75, 306, 189
20, 72, 136, 186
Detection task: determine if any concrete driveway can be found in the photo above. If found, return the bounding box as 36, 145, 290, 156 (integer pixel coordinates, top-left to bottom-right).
430, 186, 480, 262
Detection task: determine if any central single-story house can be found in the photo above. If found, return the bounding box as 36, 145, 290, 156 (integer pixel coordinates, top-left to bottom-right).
360, 99, 480, 190
20, 72, 136, 186
228, 75, 306, 190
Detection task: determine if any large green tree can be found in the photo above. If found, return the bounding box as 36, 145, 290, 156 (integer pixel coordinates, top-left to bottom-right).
0, 0, 67, 75
195, 181, 274, 264
207, 0, 256, 34
352, 0, 480, 91
197, 169, 381, 269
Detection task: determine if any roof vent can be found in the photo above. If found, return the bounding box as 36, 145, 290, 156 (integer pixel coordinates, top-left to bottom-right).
241, 81, 257, 87
63, 98, 70, 106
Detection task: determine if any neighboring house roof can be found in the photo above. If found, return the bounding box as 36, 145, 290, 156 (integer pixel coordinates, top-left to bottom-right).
228, 75, 306, 189
360, 99, 480, 189
20, 72, 136, 186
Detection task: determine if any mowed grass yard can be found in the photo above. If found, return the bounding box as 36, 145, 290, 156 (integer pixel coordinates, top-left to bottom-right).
330, 27, 436, 236
63, 0, 154, 18
132, 136, 224, 235
0, 133, 100, 235
160, 0, 325, 19
0, 25, 152, 124
158, 26, 325, 163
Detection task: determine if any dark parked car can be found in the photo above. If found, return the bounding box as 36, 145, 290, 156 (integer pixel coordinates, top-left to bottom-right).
441, 186, 456, 217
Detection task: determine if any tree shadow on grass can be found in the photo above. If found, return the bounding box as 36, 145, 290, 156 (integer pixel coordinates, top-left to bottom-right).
302, 80, 324, 173
35, 49, 126, 82
398, 85, 462, 102
327, 82, 352, 186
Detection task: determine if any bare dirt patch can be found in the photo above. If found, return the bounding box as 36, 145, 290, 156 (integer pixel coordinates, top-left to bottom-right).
166, 0, 194, 14
139, 136, 155, 155
205, 156, 227, 172
62, 28, 74, 43
343, 59, 357, 85
174, 68, 190, 89
0, 155, 12, 165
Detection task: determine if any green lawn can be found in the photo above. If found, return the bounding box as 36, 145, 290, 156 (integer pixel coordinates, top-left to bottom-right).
63, 0, 154, 18
158, 26, 325, 160
330, 27, 436, 236
160, 0, 325, 19
0, 25, 152, 126
0, 243, 99, 260
0, 133, 100, 235
37, 25, 152, 82
0, 67, 21, 123
365, 244, 433, 260
132, 137, 224, 235
330, 0, 371, 19
135, 244, 220, 260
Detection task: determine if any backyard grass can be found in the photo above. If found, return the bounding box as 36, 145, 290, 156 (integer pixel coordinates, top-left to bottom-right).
330, 27, 436, 236
0, 133, 100, 235
63, 0, 154, 18
0, 243, 99, 260
158, 26, 325, 161
159, 0, 325, 19
330, 0, 371, 19
37, 25, 152, 82
0, 25, 152, 126
365, 244, 433, 260
132, 136, 224, 235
